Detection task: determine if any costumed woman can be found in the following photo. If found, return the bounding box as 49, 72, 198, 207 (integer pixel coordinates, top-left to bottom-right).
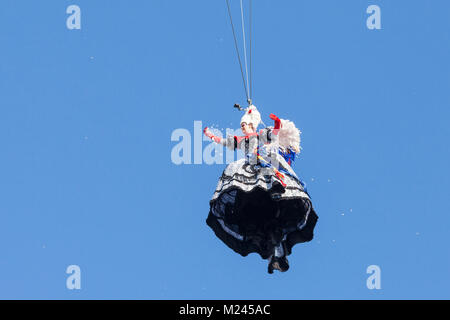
203, 104, 318, 274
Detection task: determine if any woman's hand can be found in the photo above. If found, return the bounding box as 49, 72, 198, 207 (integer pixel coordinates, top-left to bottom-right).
269, 113, 281, 134
204, 127, 222, 144
269, 113, 279, 120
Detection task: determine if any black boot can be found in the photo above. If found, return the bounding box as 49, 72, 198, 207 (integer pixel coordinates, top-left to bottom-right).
268, 255, 289, 273
277, 256, 289, 272
268, 261, 274, 274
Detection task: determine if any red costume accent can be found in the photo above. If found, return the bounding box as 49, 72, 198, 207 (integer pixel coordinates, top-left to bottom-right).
269, 113, 281, 135
234, 132, 258, 145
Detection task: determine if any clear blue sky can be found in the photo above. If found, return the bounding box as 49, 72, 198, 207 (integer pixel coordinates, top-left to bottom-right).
1, 0, 449, 299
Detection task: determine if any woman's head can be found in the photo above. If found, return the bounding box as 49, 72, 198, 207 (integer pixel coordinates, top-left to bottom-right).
240, 122, 255, 135
240, 105, 261, 133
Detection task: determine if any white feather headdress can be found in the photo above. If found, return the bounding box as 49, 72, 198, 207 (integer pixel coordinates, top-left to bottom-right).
275, 119, 301, 154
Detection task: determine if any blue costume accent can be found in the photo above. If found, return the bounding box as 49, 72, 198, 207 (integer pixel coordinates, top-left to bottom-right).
278, 147, 297, 165
278, 148, 308, 194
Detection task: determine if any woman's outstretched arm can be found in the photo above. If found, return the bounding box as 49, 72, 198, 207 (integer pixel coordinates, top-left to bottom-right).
204, 127, 237, 150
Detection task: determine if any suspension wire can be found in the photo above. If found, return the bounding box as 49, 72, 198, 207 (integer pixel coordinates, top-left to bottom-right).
239, 0, 250, 103
249, 0, 253, 102
226, 0, 249, 102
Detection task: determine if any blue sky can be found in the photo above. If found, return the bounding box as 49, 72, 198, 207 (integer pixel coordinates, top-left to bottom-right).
0, 0, 449, 299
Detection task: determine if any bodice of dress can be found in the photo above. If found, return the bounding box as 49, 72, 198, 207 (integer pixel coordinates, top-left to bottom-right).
223, 128, 276, 155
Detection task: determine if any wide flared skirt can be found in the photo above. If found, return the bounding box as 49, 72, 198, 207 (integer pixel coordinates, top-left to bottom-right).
206, 158, 318, 260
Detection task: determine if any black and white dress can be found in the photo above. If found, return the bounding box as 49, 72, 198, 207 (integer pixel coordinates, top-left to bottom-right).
206, 128, 318, 260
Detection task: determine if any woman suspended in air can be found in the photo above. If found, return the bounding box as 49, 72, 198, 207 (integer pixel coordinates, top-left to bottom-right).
203, 104, 318, 274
